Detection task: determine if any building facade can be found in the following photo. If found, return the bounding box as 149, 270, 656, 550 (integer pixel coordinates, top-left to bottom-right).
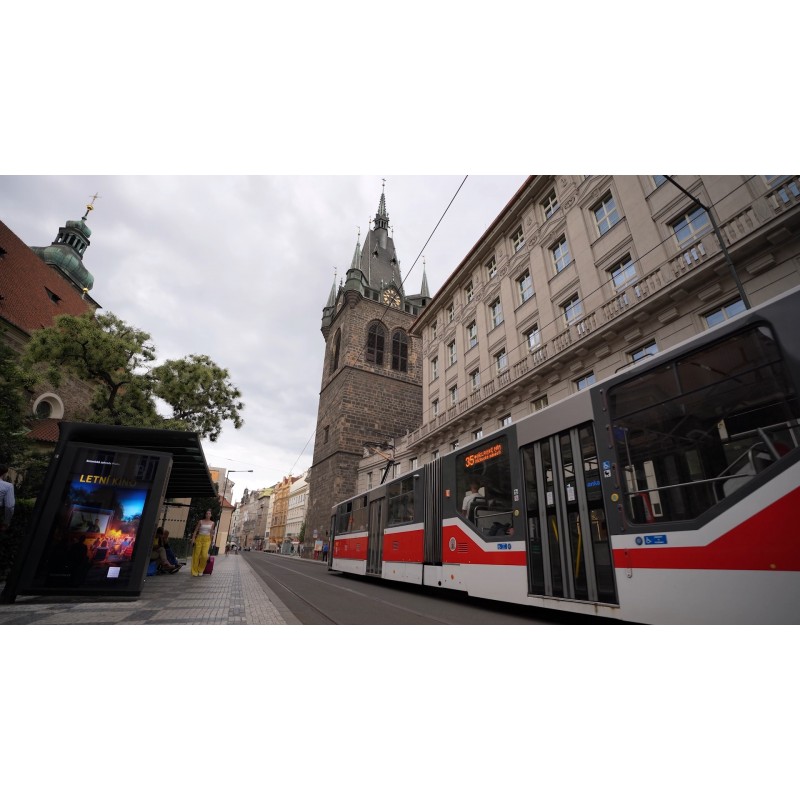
305, 189, 430, 546
285, 470, 309, 541
351, 175, 800, 485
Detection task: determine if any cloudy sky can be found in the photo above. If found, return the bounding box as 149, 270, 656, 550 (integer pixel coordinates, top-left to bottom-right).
0, 174, 526, 498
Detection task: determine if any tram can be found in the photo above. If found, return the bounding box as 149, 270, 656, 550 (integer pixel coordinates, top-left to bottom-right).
329, 286, 800, 623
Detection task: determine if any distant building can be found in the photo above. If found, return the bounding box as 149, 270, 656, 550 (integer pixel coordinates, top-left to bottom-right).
285, 470, 309, 542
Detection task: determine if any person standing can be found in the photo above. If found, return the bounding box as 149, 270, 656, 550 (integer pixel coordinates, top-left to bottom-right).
191, 509, 216, 576
0, 465, 15, 533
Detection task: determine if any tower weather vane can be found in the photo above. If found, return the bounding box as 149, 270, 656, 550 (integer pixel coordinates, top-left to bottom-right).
86, 192, 101, 215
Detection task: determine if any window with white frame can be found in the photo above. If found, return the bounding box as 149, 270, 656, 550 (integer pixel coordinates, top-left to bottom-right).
451, 440, 459, 452
447, 339, 457, 366
431, 356, 439, 380
541, 187, 559, 219
499, 413, 512, 428
489, 298, 503, 329
465, 280, 474, 303
671, 206, 710, 247
575, 372, 596, 391
432, 450, 439, 460
432, 398, 439, 416
431, 320, 438, 339
609, 254, 637, 291
470, 368, 481, 391
486, 256, 497, 279
517, 270, 533, 304
593, 193, 621, 235
551, 235, 572, 273
524, 324, 541, 350
703, 298, 746, 328
473, 428, 483, 440
495, 348, 508, 374
531, 394, 548, 412
510, 226, 525, 252
447, 303, 455, 323
449, 385, 458, 407
367, 472, 373, 489
629, 341, 659, 363
410, 457, 418, 471
466, 320, 478, 349
562, 294, 584, 325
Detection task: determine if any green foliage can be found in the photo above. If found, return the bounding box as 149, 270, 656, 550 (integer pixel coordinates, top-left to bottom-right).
0, 339, 35, 466
185, 496, 222, 538
22, 312, 245, 440
151, 354, 244, 442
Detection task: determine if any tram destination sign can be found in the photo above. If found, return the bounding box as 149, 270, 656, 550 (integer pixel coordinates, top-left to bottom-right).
465, 442, 503, 469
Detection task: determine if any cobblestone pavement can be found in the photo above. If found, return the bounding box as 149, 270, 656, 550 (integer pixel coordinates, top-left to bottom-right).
0, 551, 301, 625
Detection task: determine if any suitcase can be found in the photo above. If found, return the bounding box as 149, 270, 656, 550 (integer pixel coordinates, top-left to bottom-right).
203, 555, 215, 575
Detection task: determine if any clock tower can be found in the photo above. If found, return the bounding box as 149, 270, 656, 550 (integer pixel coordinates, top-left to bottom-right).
305, 187, 431, 548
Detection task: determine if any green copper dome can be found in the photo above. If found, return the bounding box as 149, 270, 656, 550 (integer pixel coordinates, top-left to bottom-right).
31, 205, 96, 291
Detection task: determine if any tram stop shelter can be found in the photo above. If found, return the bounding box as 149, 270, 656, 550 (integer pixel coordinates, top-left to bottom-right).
0, 422, 216, 604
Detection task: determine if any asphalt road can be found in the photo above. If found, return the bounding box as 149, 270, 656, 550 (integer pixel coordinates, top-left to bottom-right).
242, 552, 611, 624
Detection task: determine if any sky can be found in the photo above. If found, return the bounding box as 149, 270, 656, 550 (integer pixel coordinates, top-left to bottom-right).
0, 174, 527, 499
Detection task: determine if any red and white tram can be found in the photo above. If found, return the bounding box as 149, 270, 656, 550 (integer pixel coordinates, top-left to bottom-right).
329, 286, 800, 623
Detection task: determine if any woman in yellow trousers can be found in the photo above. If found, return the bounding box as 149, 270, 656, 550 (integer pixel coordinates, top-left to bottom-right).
191, 508, 216, 576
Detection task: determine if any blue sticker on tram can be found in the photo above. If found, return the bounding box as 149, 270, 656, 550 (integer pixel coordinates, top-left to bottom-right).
602, 460, 611, 470
644, 535, 668, 545
497, 543, 511, 550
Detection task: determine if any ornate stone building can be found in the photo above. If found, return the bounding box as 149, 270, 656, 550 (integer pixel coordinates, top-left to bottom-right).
304, 189, 430, 545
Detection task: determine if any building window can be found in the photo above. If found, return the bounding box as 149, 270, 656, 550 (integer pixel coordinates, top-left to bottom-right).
593, 193, 621, 235
541, 188, 559, 219
517, 270, 533, 304
45, 287, 62, 304
451, 440, 459, 452
551, 235, 572, 273
510, 226, 525, 253
653, 175, 667, 188
525, 325, 541, 350
489, 298, 503, 329
431, 356, 439, 380
324, 425, 330, 443
562, 294, 584, 325
366, 322, 386, 365
470, 368, 481, 390
330, 329, 341, 372
473, 428, 483, 440
495, 348, 508, 374
672, 206, 711, 247
531, 394, 548, 412
447, 339, 457, 366
447, 303, 455, 323
367, 472, 373, 490
610, 254, 637, 291
465, 281, 474, 303
432, 398, 440, 416
499, 413, 512, 428
466, 320, 478, 349
486, 256, 497, 279
575, 373, 596, 391
431, 320, 438, 339
449, 385, 458, 407
432, 450, 439, 461
392, 330, 409, 372
703, 298, 746, 328
410, 457, 418, 471
629, 341, 659, 363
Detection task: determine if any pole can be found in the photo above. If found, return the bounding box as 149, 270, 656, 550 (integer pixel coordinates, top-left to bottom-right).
664, 176, 750, 309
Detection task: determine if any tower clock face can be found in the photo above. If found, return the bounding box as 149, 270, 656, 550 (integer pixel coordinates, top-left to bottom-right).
383, 288, 401, 307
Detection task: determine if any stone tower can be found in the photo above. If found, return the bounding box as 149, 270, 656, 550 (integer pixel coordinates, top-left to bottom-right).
305, 187, 430, 545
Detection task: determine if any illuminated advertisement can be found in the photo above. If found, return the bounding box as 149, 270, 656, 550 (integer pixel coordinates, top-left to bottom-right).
464, 442, 503, 469
24, 444, 169, 593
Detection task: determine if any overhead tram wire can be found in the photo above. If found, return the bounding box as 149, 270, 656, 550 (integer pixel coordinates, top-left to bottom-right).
286, 176, 471, 475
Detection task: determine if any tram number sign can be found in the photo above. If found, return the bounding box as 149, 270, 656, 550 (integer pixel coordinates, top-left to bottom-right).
465, 442, 503, 469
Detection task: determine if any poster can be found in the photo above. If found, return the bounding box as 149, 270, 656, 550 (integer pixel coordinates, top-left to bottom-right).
28, 445, 163, 591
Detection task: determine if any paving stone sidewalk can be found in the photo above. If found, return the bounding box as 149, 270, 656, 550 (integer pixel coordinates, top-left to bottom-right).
0, 551, 300, 625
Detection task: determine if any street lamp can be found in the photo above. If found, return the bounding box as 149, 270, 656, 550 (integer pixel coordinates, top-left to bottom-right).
218, 469, 253, 553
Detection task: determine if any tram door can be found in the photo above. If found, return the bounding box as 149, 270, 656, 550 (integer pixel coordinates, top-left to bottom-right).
367, 499, 383, 576
521, 423, 617, 604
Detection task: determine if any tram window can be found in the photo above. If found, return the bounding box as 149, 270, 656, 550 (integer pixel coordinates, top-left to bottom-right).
456, 437, 515, 537
610, 325, 800, 524
337, 498, 368, 533
387, 477, 415, 525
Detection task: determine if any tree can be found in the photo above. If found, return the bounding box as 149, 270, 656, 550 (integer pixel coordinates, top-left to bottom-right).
0, 340, 33, 466
23, 311, 244, 439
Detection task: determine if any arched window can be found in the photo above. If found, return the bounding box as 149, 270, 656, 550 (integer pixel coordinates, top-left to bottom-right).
392, 330, 409, 372
366, 322, 386, 365
331, 329, 341, 372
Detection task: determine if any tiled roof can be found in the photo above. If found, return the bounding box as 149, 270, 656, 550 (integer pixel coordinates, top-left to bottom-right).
25, 418, 61, 443
0, 220, 99, 335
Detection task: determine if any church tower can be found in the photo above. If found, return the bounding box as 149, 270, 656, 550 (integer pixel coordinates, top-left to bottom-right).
305, 186, 430, 544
